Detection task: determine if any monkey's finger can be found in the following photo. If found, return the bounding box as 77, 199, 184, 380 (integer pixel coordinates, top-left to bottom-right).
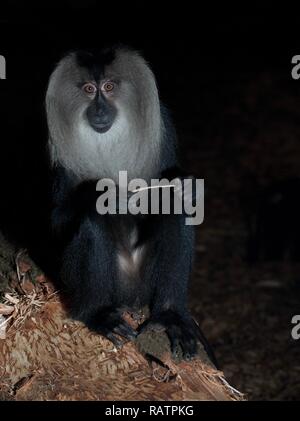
170, 328, 197, 361
106, 332, 124, 348
167, 333, 181, 358
113, 323, 137, 340
180, 336, 198, 361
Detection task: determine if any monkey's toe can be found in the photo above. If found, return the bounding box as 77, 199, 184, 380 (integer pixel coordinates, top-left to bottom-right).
86, 308, 138, 347
168, 323, 198, 361
113, 322, 138, 341
106, 332, 124, 348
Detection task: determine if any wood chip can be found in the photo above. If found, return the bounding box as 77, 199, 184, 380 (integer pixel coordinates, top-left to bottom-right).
0, 315, 7, 339
0, 304, 14, 315
4, 293, 20, 305
21, 277, 36, 295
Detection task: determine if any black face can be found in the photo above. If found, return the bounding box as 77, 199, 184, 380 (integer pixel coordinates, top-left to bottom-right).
86, 92, 117, 133
76, 49, 118, 134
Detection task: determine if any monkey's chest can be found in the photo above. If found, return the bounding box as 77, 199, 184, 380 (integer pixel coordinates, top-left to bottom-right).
116, 226, 145, 279
115, 224, 148, 306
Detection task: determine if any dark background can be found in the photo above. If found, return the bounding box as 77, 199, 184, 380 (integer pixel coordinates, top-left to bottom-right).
1, 2, 300, 400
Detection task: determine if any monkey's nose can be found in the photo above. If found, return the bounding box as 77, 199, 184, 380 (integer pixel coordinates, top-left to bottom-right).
88, 113, 113, 133
93, 114, 111, 125
86, 102, 116, 134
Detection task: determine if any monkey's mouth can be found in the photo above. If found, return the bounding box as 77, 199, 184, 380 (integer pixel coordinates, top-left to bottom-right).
90, 121, 113, 134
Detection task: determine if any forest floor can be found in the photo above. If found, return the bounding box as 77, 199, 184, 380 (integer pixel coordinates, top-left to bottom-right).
182, 69, 300, 400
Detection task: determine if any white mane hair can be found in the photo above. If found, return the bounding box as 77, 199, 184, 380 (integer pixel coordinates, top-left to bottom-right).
46, 47, 165, 184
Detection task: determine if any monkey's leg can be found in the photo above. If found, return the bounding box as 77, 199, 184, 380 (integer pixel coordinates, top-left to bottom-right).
140, 215, 217, 365
60, 216, 137, 347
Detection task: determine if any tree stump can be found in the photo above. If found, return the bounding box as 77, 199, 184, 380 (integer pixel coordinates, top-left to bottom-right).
0, 248, 244, 401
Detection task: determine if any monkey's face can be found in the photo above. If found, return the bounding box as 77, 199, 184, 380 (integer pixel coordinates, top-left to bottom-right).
81, 80, 118, 134
71, 48, 159, 137
46, 48, 162, 181
47, 48, 161, 140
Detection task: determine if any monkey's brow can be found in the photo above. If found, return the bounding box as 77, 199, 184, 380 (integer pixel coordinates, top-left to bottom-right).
103, 77, 120, 84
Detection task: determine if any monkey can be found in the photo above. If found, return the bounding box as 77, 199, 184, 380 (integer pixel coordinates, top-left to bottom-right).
46, 46, 217, 364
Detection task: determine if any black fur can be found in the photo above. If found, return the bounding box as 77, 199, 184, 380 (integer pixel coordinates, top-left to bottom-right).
49, 70, 217, 366
76, 48, 116, 83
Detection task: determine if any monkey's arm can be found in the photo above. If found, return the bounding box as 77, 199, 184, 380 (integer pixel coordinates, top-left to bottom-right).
129, 166, 199, 217
50, 167, 99, 240
51, 166, 120, 236
161, 166, 199, 209
50, 167, 138, 346
51, 165, 137, 236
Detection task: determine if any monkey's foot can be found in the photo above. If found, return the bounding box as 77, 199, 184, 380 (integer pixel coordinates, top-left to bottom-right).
86, 308, 138, 348
139, 310, 217, 365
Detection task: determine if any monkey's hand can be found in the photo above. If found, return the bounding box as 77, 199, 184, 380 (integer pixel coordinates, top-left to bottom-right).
159, 167, 201, 212
138, 310, 214, 362
74, 182, 135, 215
86, 308, 138, 348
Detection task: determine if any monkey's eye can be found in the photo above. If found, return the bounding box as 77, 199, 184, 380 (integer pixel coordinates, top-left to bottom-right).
102, 81, 115, 92
82, 83, 97, 95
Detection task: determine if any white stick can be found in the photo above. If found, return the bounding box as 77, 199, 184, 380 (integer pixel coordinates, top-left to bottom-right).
132, 184, 176, 193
